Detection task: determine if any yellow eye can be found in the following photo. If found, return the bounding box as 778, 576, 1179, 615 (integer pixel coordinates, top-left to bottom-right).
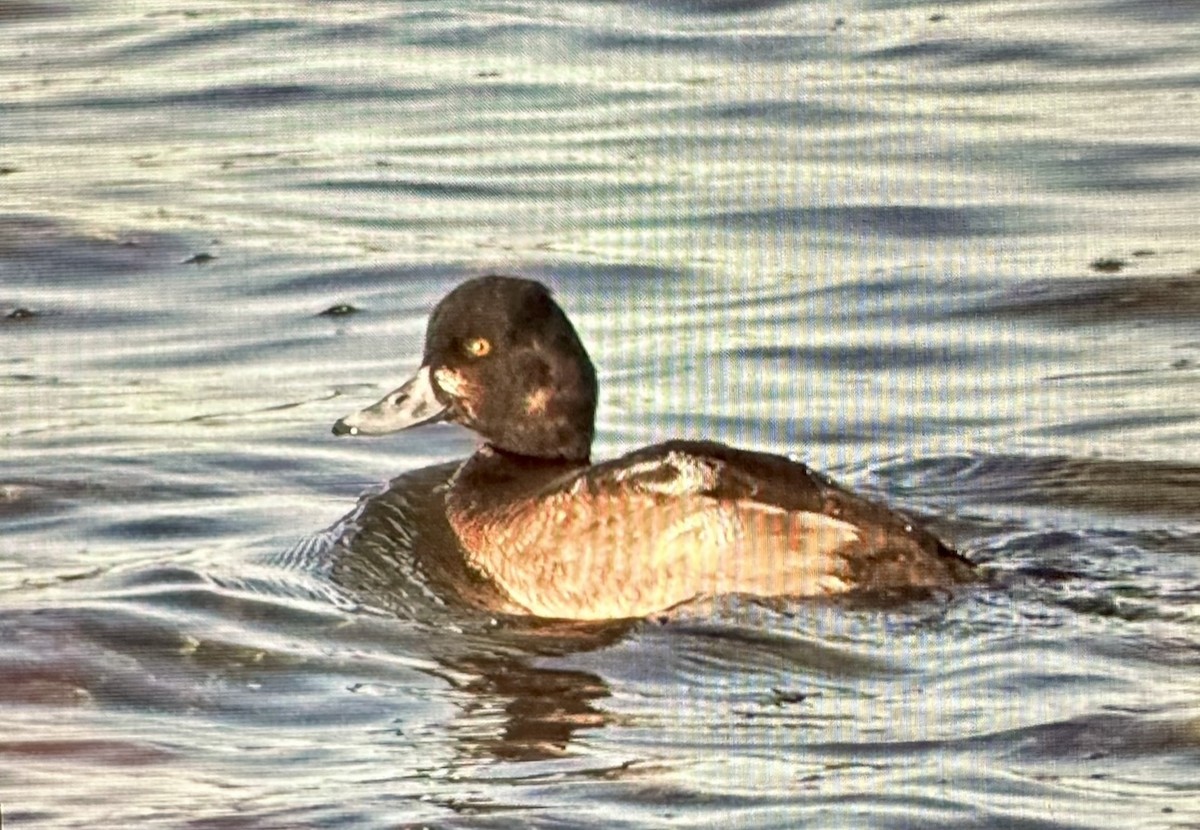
464, 337, 491, 357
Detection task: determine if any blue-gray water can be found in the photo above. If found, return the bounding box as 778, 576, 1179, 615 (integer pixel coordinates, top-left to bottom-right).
3, 2, 1199, 827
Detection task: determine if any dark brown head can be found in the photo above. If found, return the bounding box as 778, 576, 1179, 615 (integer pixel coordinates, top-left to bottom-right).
334, 276, 598, 462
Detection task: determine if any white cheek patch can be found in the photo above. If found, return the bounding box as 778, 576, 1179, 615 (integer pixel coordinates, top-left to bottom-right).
433, 368, 468, 398
433, 368, 477, 419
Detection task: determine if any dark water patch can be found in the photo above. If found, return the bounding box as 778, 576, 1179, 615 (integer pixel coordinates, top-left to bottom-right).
0, 737, 176, 765
34, 82, 429, 114
1029, 410, 1198, 439
799, 709, 1200, 766
113, 578, 348, 636
659, 616, 905, 679
1019, 141, 1200, 195
990, 712, 1200, 760
0, 606, 340, 722
99, 515, 232, 543
0, 214, 187, 285
172, 83, 346, 109
919, 70, 1200, 100
809, 413, 1015, 445
258, 261, 694, 310
461, 80, 662, 108
591, 30, 827, 61
803, 276, 1002, 326
638, 0, 803, 14
458, 158, 631, 179
728, 342, 987, 371
532, 261, 696, 292
397, 18, 556, 50
108, 562, 213, 591
867, 36, 1161, 69
0, 1, 67, 21
704, 99, 862, 126
633, 411, 1009, 450
246, 262, 464, 299
1091, 0, 1200, 24
0, 478, 95, 519
294, 19, 398, 46
105, 332, 336, 370
104, 17, 301, 62
632, 275, 982, 325
0, 474, 242, 531
0, 604, 206, 710
2, 563, 440, 721
564, 127, 828, 158
173, 394, 344, 431
980, 273, 1200, 325
94, 83, 318, 110
693, 205, 1039, 238
878, 452, 1200, 520
967, 526, 1200, 625
0, 303, 182, 331
300, 176, 558, 200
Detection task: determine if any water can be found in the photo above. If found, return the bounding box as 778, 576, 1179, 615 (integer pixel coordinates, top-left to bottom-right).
3, 1, 1200, 826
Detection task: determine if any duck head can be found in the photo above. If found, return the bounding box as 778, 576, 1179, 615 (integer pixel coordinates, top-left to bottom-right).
333, 276, 598, 462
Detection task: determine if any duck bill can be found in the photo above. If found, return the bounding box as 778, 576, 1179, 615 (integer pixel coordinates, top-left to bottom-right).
332, 365, 449, 437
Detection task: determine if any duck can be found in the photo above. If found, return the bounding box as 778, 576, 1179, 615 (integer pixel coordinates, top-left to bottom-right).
333, 276, 973, 620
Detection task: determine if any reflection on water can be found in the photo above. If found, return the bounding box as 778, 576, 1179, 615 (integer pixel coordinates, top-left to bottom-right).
3, 0, 1200, 826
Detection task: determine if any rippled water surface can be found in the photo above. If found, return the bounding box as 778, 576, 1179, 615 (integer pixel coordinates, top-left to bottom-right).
3, 1, 1200, 827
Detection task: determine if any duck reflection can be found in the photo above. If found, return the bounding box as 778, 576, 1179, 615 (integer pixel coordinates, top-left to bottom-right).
446, 654, 613, 762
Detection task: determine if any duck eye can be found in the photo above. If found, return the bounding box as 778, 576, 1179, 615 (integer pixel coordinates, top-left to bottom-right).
464, 337, 492, 358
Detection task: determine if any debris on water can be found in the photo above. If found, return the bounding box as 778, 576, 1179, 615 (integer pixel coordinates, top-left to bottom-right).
6, 307, 36, 321
183, 252, 216, 265
1090, 257, 1126, 273
769, 687, 811, 706
318, 303, 359, 318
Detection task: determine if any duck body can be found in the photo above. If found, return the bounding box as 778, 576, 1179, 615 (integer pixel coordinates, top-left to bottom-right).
334, 276, 972, 620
